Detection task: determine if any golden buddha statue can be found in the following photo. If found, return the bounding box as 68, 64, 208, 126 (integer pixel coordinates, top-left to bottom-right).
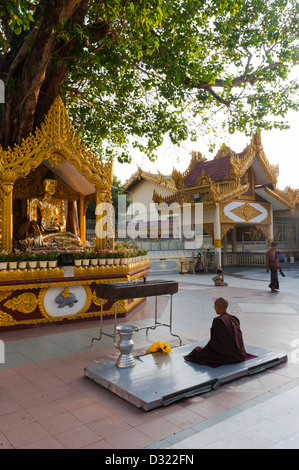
30, 177, 66, 234
28, 172, 82, 248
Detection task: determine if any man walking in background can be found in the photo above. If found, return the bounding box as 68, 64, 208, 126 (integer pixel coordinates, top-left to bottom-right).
266, 241, 283, 293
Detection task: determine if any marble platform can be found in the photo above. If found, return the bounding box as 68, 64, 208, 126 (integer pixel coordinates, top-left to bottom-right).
84, 342, 287, 411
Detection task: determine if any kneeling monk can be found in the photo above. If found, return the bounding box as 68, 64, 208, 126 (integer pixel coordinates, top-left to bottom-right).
184, 297, 246, 365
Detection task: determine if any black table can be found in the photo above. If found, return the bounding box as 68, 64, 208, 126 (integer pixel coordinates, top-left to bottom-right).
91, 280, 181, 346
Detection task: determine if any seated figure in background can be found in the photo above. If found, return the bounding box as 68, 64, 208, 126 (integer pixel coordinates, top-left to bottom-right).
212, 269, 228, 286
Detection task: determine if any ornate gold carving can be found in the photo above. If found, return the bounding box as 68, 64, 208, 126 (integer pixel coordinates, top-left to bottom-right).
265, 186, 297, 211
0, 97, 113, 188
0, 182, 13, 250
238, 168, 255, 200
177, 191, 193, 204
14, 164, 78, 200
124, 166, 177, 192
285, 225, 296, 241
0, 96, 114, 250
231, 202, 263, 222
48, 153, 65, 168
171, 168, 185, 190
214, 145, 236, 160
4, 292, 38, 314
221, 201, 270, 225
190, 150, 207, 164
203, 223, 214, 238
164, 150, 207, 192
92, 290, 104, 306
0, 259, 150, 282
0, 312, 17, 326
152, 189, 173, 204
249, 226, 263, 241
39, 284, 92, 320
0, 291, 12, 302
61, 287, 71, 298
274, 224, 282, 241
258, 224, 270, 241
147, 133, 295, 219
0, 265, 149, 328
210, 181, 250, 202
221, 223, 235, 238
195, 170, 213, 188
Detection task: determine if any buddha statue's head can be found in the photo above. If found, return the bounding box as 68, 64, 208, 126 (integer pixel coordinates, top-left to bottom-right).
42, 171, 58, 197
43, 179, 58, 196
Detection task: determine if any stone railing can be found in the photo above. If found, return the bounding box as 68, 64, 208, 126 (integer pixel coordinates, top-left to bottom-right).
224, 250, 299, 267
223, 252, 266, 266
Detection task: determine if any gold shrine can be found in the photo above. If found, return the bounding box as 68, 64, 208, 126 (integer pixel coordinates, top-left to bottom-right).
0, 97, 149, 331
0, 96, 114, 252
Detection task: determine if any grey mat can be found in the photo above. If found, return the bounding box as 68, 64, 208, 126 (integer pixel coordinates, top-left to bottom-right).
84, 342, 287, 411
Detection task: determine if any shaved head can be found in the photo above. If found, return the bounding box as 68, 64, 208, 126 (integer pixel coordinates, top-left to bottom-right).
214, 298, 228, 311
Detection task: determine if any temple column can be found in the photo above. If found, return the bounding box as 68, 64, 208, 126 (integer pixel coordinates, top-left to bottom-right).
95, 188, 114, 251
95, 190, 104, 251
269, 206, 274, 246
232, 226, 237, 264
222, 233, 227, 267
214, 203, 222, 269
79, 193, 86, 244
2, 182, 14, 251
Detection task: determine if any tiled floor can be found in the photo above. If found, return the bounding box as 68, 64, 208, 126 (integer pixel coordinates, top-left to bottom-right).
1, 265, 299, 449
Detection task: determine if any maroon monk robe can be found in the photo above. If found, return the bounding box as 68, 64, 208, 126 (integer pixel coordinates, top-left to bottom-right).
184, 313, 246, 365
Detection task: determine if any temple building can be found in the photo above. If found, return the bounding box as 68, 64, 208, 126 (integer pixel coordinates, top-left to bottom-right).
124, 133, 298, 269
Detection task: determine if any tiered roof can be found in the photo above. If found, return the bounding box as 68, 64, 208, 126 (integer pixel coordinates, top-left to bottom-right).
150, 134, 296, 211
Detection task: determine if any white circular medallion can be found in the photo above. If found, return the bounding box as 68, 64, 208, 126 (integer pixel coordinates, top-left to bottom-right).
43, 285, 87, 317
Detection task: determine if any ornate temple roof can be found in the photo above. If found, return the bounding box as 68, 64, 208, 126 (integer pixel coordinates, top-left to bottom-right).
184, 154, 233, 186
149, 133, 296, 211
124, 167, 177, 192
0, 96, 113, 196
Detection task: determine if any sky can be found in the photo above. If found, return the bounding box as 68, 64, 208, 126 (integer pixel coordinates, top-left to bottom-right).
114, 69, 299, 191
114, 109, 299, 191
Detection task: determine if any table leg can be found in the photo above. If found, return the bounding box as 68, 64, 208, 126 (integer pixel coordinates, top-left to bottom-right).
114, 301, 118, 346
169, 294, 182, 345
91, 299, 104, 346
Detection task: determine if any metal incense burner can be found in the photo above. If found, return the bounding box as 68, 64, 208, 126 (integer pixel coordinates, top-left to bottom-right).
115, 325, 136, 368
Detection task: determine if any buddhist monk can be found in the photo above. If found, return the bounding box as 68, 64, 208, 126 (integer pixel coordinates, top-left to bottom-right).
265, 241, 282, 293
184, 297, 246, 365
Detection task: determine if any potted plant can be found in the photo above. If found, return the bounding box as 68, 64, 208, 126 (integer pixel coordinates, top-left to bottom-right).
89, 250, 99, 266
73, 251, 83, 266
105, 250, 115, 265
6, 251, 22, 269
25, 251, 38, 268
18, 252, 28, 269
97, 251, 107, 266
47, 251, 59, 267
82, 250, 91, 266
0, 251, 8, 269
35, 251, 48, 268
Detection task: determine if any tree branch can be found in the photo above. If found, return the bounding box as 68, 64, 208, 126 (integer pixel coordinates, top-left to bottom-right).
185, 61, 283, 98
207, 88, 231, 107
5, 0, 84, 146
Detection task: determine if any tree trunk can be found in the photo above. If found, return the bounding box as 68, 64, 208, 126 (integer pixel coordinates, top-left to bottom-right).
0, 0, 88, 150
